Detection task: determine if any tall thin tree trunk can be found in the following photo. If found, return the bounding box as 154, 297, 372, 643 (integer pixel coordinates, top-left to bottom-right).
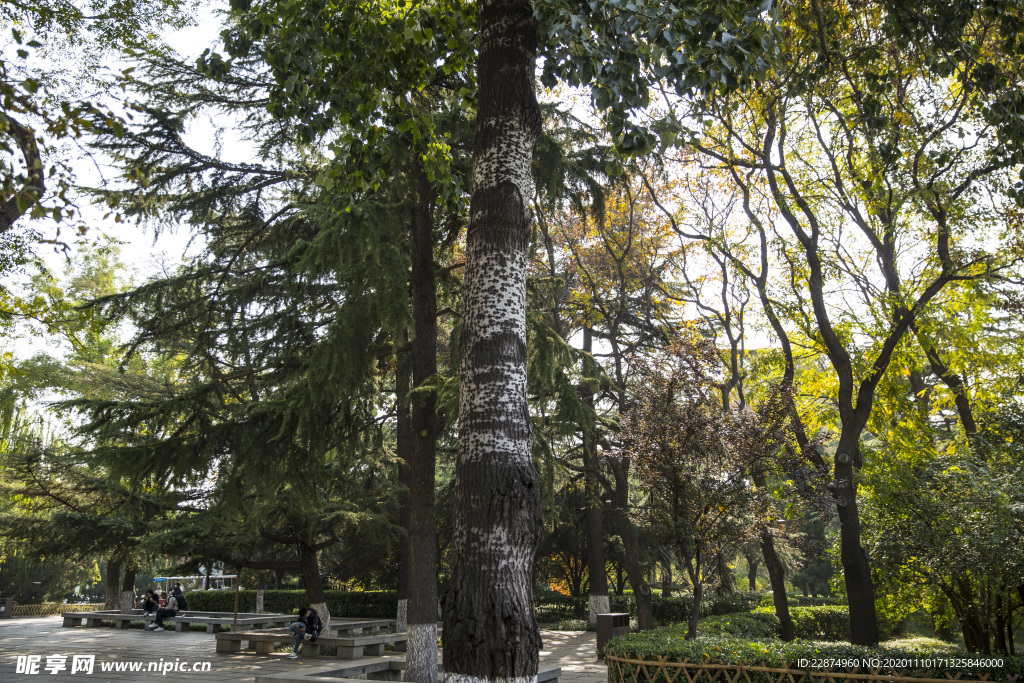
407, 162, 439, 683
661, 561, 672, 598
105, 560, 121, 610
396, 350, 413, 634
752, 472, 794, 640
582, 327, 609, 625
608, 456, 653, 630
834, 434, 879, 644
442, 0, 543, 679
759, 527, 794, 640
684, 555, 702, 640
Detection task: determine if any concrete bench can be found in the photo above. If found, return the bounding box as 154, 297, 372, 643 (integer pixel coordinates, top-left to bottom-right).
61, 610, 292, 632
215, 630, 407, 657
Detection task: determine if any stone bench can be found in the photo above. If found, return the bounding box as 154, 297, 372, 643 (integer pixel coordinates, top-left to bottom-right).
215, 630, 408, 657
61, 610, 292, 632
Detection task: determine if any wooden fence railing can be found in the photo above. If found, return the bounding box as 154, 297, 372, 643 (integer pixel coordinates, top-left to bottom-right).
606, 653, 1018, 683
9, 603, 106, 617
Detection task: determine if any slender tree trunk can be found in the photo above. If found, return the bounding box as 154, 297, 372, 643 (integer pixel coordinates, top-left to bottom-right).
834, 433, 879, 644
120, 564, 136, 614
273, 569, 284, 590
684, 556, 702, 640
746, 557, 760, 591
407, 163, 439, 683
105, 560, 121, 610
759, 527, 794, 641
441, 0, 543, 679
608, 456, 653, 630
752, 472, 794, 640
297, 542, 331, 636
582, 327, 609, 625
995, 592, 1007, 654
661, 561, 672, 598
396, 350, 413, 634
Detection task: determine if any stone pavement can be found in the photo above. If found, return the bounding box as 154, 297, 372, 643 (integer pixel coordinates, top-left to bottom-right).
0, 616, 607, 683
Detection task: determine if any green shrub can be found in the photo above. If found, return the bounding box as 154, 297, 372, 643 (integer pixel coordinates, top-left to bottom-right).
753, 606, 849, 641
183, 590, 398, 617
697, 612, 780, 640
604, 631, 1021, 682
759, 594, 843, 608
533, 593, 762, 625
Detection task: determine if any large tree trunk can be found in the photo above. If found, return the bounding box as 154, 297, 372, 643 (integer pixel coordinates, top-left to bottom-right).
105, 560, 121, 610
396, 351, 413, 634
297, 542, 331, 636
441, 0, 543, 679
834, 434, 879, 645
407, 162, 439, 683
120, 564, 137, 614
582, 327, 609, 625
608, 456, 653, 631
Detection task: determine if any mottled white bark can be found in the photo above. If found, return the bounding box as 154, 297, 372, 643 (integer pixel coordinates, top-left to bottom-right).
255, 589, 264, 614
311, 601, 332, 638
397, 598, 408, 632
120, 590, 135, 614
444, 676, 538, 683
407, 623, 439, 683
442, 0, 543, 678
588, 595, 610, 625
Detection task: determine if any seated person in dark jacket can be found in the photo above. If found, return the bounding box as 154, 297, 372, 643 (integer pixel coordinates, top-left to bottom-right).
147, 593, 178, 632
141, 590, 159, 616
287, 606, 323, 658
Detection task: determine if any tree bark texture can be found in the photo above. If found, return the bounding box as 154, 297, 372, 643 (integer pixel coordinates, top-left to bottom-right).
608, 456, 653, 631
582, 327, 609, 625
120, 565, 137, 614
396, 350, 412, 634
759, 527, 794, 641
833, 434, 878, 644
407, 163, 440, 683
661, 561, 672, 598
0, 115, 45, 232
442, 0, 543, 678
751, 472, 794, 640
105, 560, 121, 610
298, 542, 331, 636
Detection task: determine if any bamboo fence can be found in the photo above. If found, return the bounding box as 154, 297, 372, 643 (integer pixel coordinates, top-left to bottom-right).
606, 653, 1019, 683
8, 603, 106, 617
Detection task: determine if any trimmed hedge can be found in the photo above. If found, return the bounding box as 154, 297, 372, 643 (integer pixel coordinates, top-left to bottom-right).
183, 590, 398, 617
759, 594, 843, 608
698, 612, 780, 640
604, 631, 1022, 682
754, 606, 849, 641
533, 592, 762, 624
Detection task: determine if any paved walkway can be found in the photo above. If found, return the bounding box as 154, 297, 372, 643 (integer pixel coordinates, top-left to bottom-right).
0, 616, 606, 683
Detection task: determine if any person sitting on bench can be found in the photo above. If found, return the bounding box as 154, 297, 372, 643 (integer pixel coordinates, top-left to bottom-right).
140, 590, 159, 616
147, 592, 178, 632
288, 606, 323, 658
